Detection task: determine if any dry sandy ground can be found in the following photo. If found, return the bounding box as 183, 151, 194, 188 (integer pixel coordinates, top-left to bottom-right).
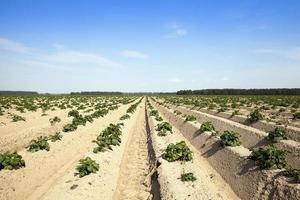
0, 102, 134, 200
0, 108, 72, 152
149, 100, 240, 200
39, 102, 150, 200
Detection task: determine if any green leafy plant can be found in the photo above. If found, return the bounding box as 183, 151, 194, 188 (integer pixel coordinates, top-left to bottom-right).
120, 114, 130, 120
199, 121, 215, 133
231, 110, 241, 116
249, 109, 263, 122
49, 132, 63, 142
76, 157, 99, 177
163, 141, 193, 162
220, 131, 241, 147
156, 122, 172, 136
155, 116, 163, 121
93, 123, 123, 153
293, 112, 300, 120
49, 116, 61, 125
27, 136, 50, 152
268, 127, 287, 142
249, 145, 287, 169
174, 110, 182, 115
150, 110, 159, 116
180, 172, 197, 182
63, 123, 77, 132
185, 115, 197, 122
285, 167, 300, 183
11, 114, 26, 122
0, 152, 25, 170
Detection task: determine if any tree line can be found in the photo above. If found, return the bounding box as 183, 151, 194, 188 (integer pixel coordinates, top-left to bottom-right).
177, 89, 300, 95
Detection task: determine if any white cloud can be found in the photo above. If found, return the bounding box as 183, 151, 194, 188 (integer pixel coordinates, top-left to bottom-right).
0, 37, 31, 53
165, 22, 188, 38
42, 51, 122, 68
121, 50, 148, 59
52, 43, 65, 49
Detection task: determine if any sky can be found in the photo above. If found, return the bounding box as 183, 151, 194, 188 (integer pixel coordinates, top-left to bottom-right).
0, 0, 300, 93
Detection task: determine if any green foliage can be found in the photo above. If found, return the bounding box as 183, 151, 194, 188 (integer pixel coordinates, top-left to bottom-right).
268, 127, 287, 142
155, 116, 163, 121
63, 123, 77, 132
293, 112, 300, 119
220, 131, 241, 147
93, 123, 123, 153
11, 114, 26, 122
0, 152, 25, 170
180, 172, 197, 182
174, 110, 182, 115
49, 116, 61, 125
76, 157, 99, 177
163, 141, 193, 162
68, 110, 80, 118
249, 145, 287, 169
84, 115, 94, 123
49, 132, 63, 142
231, 110, 241, 116
150, 110, 159, 116
27, 136, 50, 152
185, 115, 197, 122
249, 109, 263, 122
285, 167, 300, 183
199, 121, 215, 133
156, 122, 172, 136
120, 114, 130, 120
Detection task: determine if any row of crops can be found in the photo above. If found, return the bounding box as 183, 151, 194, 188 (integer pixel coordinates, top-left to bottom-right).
0, 96, 140, 171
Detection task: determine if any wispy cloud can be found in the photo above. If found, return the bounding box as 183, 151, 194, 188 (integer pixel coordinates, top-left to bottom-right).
254, 47, 300, 61
121, 50, 148, 59
43, 51, 122, 67
0, 37, 31, 53
165, 22, 188, 38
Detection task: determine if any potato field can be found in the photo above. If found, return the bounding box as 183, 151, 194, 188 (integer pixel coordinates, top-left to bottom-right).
0, 95, 300, 200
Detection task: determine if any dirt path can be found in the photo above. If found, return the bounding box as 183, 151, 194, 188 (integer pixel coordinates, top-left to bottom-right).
113, 103, 151, 200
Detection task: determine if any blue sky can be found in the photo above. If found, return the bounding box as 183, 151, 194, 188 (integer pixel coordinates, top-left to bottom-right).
0, 0, 300, 93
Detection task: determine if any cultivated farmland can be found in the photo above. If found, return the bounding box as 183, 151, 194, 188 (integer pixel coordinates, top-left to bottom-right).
0, 95, 300, 199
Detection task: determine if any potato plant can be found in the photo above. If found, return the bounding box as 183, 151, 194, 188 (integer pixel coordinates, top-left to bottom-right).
93, 123, 123, 153
27, 136, 50, 152
249, 109, 263, 122
76, 156, 99, 177
163, 141, 193, 162
268, 127, 287, 142
220, 131, 241, 147
180, 172, 197, 182
0, 152, 25, 170
156, 122, 172, 136
199, 121, 215, 133
120, 114, 130, 120
184, 115, 197, 122
249, 145, 287, 169
49, 116, 61, 125
49, 132, 63, 142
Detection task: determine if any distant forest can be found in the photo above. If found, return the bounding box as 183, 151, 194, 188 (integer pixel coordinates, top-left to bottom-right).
0, 91, 39, 95
177, 89, 300, 95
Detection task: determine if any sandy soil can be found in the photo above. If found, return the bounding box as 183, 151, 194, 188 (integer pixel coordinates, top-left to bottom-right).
148, 101, 240, 200
0, 108, 72, 152
0, 102, 134, 200
113, 105, 151, 200
39, 102, 144, 200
